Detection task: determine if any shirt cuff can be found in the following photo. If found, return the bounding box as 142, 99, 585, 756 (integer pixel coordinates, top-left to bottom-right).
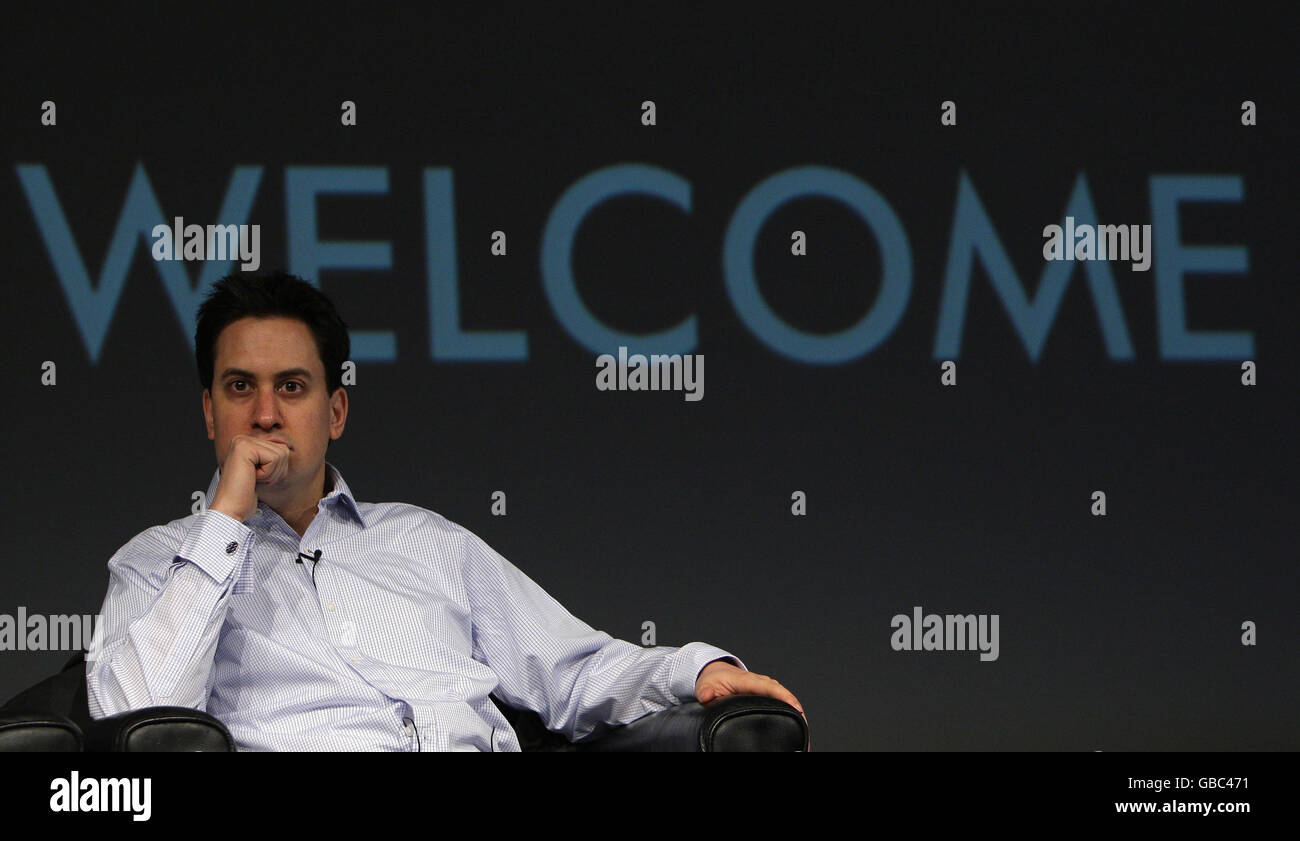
175, 509, 254, 589
668, 642, 747, 703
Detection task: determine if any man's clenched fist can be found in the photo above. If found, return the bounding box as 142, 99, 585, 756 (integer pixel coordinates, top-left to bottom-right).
208, 434, 293, 522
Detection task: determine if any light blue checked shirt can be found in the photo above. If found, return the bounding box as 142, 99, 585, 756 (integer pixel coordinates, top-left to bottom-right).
87, 463, 742, 751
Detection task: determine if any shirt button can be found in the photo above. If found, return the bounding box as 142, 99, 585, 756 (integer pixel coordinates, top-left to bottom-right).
327, 603, 335, 611
351, 657, 360, 664
225, 541, 238, 554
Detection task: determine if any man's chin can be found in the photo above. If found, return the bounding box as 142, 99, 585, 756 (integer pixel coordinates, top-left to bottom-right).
255, 468, 314, 499
253, 480, 294, 506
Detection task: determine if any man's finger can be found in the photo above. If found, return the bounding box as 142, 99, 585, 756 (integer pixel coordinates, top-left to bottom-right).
710, 672, 804, 714
746, 679, 802, 712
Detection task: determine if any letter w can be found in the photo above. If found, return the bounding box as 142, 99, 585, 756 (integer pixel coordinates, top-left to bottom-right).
15, 163, 263, 361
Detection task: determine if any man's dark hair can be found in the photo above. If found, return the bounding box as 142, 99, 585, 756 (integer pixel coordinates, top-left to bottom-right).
195, 270, 350, 394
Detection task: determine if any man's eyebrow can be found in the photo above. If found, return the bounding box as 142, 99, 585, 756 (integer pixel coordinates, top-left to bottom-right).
219, 367, 315, 381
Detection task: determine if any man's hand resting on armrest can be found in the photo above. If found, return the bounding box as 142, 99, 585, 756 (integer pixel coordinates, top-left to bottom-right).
694, 659, 804, 715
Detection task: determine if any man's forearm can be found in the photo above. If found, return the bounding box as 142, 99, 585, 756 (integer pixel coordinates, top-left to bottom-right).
527, 637, 745, 742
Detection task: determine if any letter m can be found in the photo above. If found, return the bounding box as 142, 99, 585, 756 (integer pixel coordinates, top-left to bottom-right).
934, 171, 1135, 362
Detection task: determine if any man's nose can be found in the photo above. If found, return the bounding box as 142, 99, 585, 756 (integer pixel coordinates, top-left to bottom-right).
253, 389, 282, 428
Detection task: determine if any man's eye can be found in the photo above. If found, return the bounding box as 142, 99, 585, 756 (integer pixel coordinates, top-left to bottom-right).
282, 381, 303, 393
230, 380, 248, 391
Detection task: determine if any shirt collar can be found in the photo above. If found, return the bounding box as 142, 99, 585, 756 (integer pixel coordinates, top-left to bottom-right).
203, 461, 366, 528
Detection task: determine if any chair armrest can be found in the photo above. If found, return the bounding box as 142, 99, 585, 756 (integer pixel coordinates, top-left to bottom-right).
83, 707, 237, 752
575, 695, 809, 752
0, 710, 85, 752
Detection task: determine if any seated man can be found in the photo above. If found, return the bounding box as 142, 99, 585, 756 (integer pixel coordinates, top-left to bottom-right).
87, 270, 802, 751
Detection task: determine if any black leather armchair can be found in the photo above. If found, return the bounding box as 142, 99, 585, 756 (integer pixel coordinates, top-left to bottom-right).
0, 652, 236, 752
1, 652, 808, 752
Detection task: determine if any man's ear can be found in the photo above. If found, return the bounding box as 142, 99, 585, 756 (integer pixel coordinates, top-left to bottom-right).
202, 388, 214, 439
329, 386, 348, 440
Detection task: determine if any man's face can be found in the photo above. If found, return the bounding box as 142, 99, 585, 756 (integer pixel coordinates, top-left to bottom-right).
202, 316, 347, 499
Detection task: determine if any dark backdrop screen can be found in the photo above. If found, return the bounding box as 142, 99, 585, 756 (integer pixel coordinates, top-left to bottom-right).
2, 4, 1295, 750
